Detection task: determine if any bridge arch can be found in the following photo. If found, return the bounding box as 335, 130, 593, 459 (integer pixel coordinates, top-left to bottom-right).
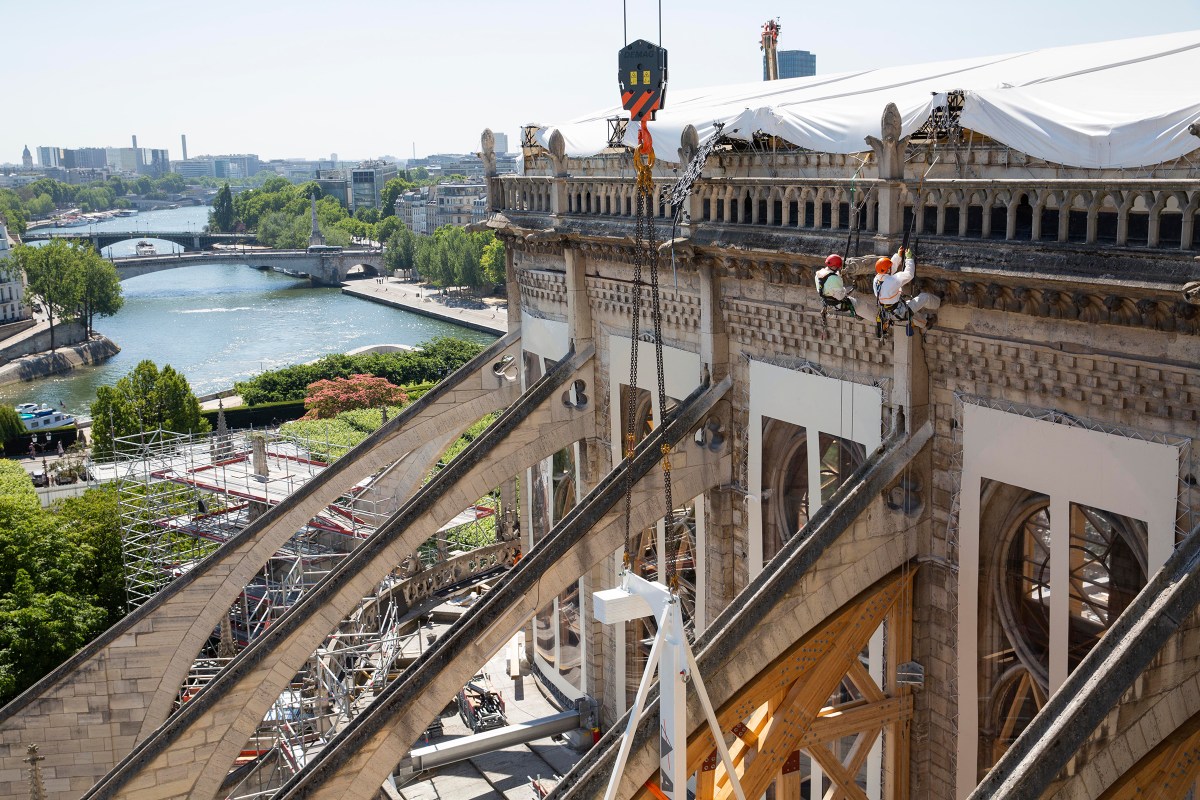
100, 237, 186, 258
343, 262, 383, 280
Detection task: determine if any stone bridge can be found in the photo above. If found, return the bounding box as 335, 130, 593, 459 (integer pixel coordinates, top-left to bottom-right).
111, 249, 386, 285
22, 230, 258, 252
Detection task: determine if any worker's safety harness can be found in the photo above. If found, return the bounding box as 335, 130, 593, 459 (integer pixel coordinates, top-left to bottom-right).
817, 271, 856, 315
874, 289, 915, 339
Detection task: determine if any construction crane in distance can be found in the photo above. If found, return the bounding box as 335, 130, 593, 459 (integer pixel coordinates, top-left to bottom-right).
761, 18, 781, 81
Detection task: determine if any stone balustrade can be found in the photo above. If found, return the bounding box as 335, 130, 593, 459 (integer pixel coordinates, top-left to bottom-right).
493, 173, 1200, 252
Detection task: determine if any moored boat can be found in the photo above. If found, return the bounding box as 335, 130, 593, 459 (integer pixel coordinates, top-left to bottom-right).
16, 403, 76, 432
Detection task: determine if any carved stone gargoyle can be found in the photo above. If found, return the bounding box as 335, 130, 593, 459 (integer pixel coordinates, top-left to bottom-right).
865, 103, 908, 181
480, 128, 497, 178
548, 129, 568, 178
679, 124, 700, 166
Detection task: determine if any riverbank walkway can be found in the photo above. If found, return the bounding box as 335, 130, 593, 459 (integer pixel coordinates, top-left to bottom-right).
341, 278, 508, 336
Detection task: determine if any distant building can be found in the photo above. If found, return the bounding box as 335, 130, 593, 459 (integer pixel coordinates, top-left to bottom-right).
216, 154, 262, 178
0, 223, 27, 324
37, 146, 62, 168
350, 161, 398, 212
395, 188, 429, 232
141, 148, 170, 177
315, 170, 349, 208
63, 147, 108, 170
766, 49, 817, 79
106, 147, 171, 176
106, 147, 139, 174
0, 173, 44, 189
433, 182, 487, 228
493, 132, 509, 154
410, 199, 433, 235
173, 154, 260, 180
495, 153, 520, 174
409, 152, 518, 178
21, 146, 32, 169
265, 159, 327, 182
173, 158, 217, 179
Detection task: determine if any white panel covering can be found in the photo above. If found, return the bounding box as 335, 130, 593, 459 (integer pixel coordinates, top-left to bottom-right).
533, 31, 1200, 169
955, 402, 1181, 797
520, 312, 569, 362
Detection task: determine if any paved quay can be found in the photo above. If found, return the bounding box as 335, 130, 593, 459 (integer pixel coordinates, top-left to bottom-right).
342, 278, 509, 336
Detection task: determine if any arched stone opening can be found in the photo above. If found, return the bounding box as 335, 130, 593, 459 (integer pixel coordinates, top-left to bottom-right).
976, 479, 1148, 777
343, 263, 381, 280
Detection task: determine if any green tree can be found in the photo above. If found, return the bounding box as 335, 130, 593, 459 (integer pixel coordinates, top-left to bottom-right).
379, 177, 416, 218
0, 406, 22, 453
480, 236, 506, 285
153, 173, 186, 194
56, 486, 126, 625
77, 247, 124, 336
376, 215, 402, 244
0, 462, 122, 704
25, 193, 54, 218
0, 572, 107, 703
0, 190, 29, 235
90, 360, 211, 458
14, 241, 84, 351
259, 175, 291, 194
354, 206, 380, 224
210, 183, 235, 232
385, 226, 417, 274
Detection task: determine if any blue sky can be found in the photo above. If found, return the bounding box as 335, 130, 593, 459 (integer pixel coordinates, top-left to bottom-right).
4, 0, 1197, 163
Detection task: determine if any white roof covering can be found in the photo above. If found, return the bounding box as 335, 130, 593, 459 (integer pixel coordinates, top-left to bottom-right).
533, 31, 1200, 170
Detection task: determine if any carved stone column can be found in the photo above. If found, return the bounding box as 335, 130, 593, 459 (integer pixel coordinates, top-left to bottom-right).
480, 128, 500, 212
565, 247, 593, 350
504, 235, 521, 334
549, 130, 569, 216
866, 103, 910, 251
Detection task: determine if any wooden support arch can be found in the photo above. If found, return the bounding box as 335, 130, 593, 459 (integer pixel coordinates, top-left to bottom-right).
636, 569, 916, 800
1100, 712, 1200, 800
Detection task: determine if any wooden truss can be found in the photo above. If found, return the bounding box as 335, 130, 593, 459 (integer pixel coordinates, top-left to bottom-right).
638, 568, 915, 800
1101, 711, 1200, 800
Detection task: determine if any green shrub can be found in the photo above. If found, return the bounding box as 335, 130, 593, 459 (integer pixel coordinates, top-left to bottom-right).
234, 338, 486, 406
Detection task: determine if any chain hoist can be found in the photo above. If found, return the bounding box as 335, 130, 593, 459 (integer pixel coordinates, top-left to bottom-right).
618, 34, 678, 588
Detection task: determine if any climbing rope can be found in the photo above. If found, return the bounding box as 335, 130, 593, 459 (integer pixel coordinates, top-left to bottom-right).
623, 120, 676, 587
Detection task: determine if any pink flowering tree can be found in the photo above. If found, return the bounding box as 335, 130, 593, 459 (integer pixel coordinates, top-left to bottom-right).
303, 374, 409, 420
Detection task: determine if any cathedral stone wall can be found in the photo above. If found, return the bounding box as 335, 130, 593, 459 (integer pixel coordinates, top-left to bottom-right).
506, 213, 1198, 797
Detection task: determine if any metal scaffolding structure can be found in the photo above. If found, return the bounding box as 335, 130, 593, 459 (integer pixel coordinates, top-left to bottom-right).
109, 427, 353, 609
104, 425, 510, 800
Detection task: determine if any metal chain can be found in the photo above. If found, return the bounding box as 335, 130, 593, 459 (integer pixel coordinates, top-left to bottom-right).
622, 120, 676, 587
622, 170, 646, 571
648, 187, 678, 588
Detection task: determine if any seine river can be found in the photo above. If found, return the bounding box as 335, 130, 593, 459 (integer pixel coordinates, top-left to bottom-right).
2, 207, 495, 415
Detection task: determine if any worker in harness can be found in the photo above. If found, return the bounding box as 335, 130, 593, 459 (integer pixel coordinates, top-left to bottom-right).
873, 247, 940, 333
816, 254, 872, 323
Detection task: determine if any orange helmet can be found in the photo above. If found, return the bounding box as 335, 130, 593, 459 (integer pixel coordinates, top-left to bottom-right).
875, 257, 893, 274
824, 254, 843, 269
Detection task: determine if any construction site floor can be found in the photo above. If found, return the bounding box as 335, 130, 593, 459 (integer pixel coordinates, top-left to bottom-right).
394, 637, 585, 799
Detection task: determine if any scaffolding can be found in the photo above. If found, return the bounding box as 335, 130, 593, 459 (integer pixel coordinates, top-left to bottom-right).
104, 424, 511, 800
109, 427, 353, 608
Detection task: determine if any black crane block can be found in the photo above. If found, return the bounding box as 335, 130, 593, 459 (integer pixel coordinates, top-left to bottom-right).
618, 39, 668, 122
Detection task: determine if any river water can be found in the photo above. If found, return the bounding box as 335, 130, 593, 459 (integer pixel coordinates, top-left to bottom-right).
3, 207, 496, 415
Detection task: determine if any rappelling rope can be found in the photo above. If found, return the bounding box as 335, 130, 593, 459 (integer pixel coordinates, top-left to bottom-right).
623, 120, 676, 587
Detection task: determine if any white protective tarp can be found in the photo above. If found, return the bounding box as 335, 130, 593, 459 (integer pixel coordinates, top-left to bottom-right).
532, 30, 1200, 170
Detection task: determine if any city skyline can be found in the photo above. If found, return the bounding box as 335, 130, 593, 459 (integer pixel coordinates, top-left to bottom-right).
4, 0, 1197, 165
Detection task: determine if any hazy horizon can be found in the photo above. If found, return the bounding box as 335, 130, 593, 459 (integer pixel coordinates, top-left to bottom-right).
5, 0, 1196, 165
